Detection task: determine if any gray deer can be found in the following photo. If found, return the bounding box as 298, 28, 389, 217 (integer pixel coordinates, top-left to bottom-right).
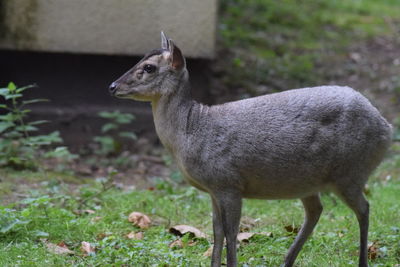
109, 32, 392, 267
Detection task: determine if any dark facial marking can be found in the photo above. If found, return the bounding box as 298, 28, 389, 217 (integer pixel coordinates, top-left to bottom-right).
142, 49, 166, 61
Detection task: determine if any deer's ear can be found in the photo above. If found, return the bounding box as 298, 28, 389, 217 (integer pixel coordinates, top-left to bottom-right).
161, 31, 169, 50
168, 40, 185, 71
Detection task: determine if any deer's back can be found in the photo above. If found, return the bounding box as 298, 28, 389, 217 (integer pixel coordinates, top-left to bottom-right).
178, 86, 392, 198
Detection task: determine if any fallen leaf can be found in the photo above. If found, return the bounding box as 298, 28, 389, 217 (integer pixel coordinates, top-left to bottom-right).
45, 241, 74, 255
203, 246, 213, 257
169, 225, 207, 239
237, 232, 255, 243
83, 209, 95, 214
368, 241, 380, 260
126, 231, 144, 240
57, 241, 68, 248
80, 241, 95, 256
237, 232, 273, 243
169, 239, 184, 249
128, 212, 151, 229
240, 216, 257, 232
284, 225, 300, 234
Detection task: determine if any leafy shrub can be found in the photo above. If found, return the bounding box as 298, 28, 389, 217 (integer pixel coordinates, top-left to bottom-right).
94, 111, 137, 156
0, 82, 67, 169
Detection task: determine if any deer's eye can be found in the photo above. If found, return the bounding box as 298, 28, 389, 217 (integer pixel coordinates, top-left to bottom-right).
143, 64, 156, 73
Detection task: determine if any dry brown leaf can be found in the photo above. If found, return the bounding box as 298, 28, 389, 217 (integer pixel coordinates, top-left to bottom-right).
169, 225, 207, 239
80, 241, 95, 256
237, 232, 273, 243
240, 216, 257, 232
284, 225, 300, 234
83, 209, 95, 214
237, 232, 255, 243
128, 212, 152, 229
368, 241, 379, 260
46, 241, 74, 255
203, 246, 213, 257
169, 239, 184, 249
57, 241, 68, 248
126, 231, 144, 240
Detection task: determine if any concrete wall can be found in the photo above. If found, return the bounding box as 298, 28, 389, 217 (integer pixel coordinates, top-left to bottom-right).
0, 0, 216, 58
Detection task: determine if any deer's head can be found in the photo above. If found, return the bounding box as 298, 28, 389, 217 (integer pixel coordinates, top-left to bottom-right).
109, 32, 186, 101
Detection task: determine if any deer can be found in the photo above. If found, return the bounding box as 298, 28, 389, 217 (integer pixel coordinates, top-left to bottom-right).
109, 32, 392, 267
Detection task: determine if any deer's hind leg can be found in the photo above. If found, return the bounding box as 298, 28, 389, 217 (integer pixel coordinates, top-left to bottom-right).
283, 194, 323, 267
334, 183, 369, 267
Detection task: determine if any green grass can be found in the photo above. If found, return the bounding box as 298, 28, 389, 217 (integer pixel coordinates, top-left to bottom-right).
0, 160, 399, 266
218, 0, 400, 95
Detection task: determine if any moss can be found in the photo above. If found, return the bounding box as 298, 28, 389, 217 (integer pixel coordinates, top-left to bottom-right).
0, 0, 38, 48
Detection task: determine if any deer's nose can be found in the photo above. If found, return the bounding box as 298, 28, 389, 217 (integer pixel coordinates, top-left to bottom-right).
109, 82, 118, 95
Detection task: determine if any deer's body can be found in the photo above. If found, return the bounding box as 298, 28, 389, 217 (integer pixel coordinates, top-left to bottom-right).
154, 84, 390, 201
109, 33, 392, 267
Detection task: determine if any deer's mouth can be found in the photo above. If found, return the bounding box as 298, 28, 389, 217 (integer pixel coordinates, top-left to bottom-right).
109, 83, 135, 98
114, 90, 150, 102
113, 89, 135, 99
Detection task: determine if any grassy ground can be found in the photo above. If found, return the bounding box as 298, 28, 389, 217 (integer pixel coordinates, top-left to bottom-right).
216, 0, 400, 103
0, 146, 399, 266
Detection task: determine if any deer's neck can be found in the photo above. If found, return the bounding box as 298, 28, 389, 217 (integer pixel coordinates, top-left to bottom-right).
151, 72, 202, 155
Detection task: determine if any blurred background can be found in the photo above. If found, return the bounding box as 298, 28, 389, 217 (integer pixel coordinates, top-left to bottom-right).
0, 0, 399, 180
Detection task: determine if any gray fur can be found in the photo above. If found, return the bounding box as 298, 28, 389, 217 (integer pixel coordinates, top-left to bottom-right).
109, 34, 392, 267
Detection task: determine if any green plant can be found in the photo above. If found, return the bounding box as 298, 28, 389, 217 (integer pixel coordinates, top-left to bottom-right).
0, 82, 63, 169
94, 110, 137, 156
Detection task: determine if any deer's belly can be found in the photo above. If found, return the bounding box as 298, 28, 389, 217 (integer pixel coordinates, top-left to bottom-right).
241, 179, 329, 199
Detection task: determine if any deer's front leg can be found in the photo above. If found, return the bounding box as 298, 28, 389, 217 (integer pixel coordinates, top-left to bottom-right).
213, 191, 242, 267
211, 198, 224, 267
